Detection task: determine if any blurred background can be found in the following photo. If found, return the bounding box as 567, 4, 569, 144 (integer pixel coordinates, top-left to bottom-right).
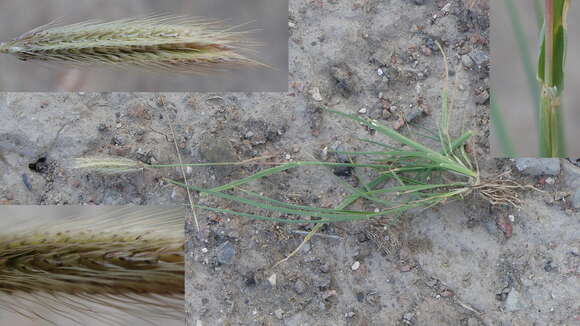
0, 0, 288, 91
491, 1, 580, 157
0, 206, 184, 326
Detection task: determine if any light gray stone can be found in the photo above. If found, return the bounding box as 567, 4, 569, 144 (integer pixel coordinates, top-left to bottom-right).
571, 189, 580, 209
562, 161, 580, 189
515, 158, 560, 176
216, 241, 236, 265
505, 289, 523, 312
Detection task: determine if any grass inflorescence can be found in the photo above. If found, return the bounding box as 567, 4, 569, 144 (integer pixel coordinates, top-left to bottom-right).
0, 207, 184, 325
0, 15, 262, 73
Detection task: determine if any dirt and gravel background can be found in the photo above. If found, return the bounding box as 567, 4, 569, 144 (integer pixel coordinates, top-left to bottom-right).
0, 0, 288, 92
0, 0, 579, 325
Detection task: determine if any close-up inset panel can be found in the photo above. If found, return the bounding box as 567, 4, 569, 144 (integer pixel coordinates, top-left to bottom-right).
0, 206, 185, 326
0, 0, 288, 92
491, 0, 580, 157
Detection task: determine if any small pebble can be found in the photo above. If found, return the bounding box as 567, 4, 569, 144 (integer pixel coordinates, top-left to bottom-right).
467, 318, 479, 326
504, 289, 523, 312
400, 265, 413, 272
440, 289, 454, 297
274, 308, 284, 320
571, 188, 580, 209
461, 54, 474, 68
268, 273, 277, 287
515, 158, 560, 176
293, 279, 306, 294
351, 261, 361, 271
310, 87, 323, 101
216, 241, 235, 265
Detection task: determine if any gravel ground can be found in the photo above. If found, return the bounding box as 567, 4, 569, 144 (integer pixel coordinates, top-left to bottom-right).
0, 0, 579, 325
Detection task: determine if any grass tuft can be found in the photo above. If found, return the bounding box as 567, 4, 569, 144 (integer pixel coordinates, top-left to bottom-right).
70, 48, 533, 226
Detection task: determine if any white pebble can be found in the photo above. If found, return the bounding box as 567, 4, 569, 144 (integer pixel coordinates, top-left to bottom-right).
309, 87, 323, 101
268, 273, 277, 287
351, 261, 361, 271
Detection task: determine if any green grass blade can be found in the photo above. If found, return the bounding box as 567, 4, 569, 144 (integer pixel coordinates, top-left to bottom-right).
357, 138, 399, 150
338, 173, 392, 208
239, 189, 370, 215
167, 179, 374, 220
207, 161, 389, 193
324, 108, 477, 177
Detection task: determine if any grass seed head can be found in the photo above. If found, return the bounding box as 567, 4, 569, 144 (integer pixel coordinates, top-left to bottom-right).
0, 207, 185, 324
69, 156, 147, 174
0, 15, 263, 73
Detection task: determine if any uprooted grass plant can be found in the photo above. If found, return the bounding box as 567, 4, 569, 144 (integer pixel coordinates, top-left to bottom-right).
0, 207, 184, 325
0, 15, 262, 73
71, 52, 533, 229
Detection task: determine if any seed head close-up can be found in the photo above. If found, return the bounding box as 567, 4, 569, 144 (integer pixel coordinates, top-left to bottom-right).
0, 207, 185, 325
0, 15, 261, 74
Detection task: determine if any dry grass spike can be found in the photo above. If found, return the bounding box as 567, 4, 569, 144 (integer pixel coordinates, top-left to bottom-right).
69, 156, 147, 174
0, 207, 185, 325
0, 15, 263, 73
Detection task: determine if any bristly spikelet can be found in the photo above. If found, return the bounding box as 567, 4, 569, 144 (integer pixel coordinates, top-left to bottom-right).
0, 15, 262, 73
0, 207, 185, 324
69, 156, 147, 174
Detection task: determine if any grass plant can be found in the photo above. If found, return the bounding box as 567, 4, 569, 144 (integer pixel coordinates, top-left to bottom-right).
0, 207, 184, 325
73, 51, 531, 227
0, 15, 260, 73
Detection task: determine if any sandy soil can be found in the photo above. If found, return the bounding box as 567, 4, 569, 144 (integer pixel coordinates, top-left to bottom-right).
0, 0, 578, 326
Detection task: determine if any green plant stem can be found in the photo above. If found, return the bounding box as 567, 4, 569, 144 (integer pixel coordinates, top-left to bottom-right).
538, 0, 569, 157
